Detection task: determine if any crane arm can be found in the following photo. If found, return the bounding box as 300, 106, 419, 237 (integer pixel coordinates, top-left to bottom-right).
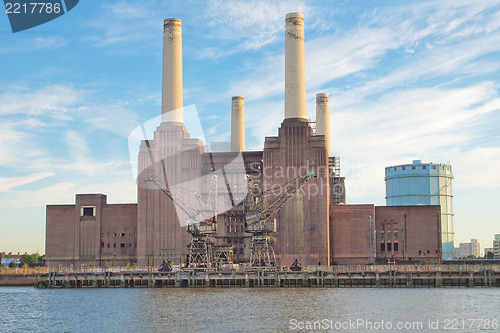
262, 171, 314, 218
145, 176, 199, 220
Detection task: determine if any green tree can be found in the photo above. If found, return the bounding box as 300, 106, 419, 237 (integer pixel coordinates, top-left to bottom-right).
486, 251, 494, 259
20, 253, 41, 265
466, 255, 477, 259
8, 261, 17, 268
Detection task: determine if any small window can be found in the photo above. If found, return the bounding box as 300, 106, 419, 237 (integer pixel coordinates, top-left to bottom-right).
402, 166, 406, 170
387, 243, 392, 251
422, 165, 426, 170
101, 242, 104, 248
394, 243, 399, 251
113, 233, 117, 237
412, 166, 416, 170
394, 167, 397, 171
121, 233, 125, 237
394, 232, 398, 240
129, 243, 132, 247
120, 243, 125, 248
113, 243, 116, 248
381, 233, 385, 240
82, 207, 95, 217
107, 243, 110, 248
381, 243, 385, 251
433, 166, 436, 169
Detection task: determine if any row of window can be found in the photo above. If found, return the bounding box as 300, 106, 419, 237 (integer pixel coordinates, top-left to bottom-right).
387, 165, 451, 172
380, 232, 398, 240
381, 243, 399, 251
101, 233, 136, 237
101, 242, 137, 248
227, 225, 245, 233
226, 237, 244, 244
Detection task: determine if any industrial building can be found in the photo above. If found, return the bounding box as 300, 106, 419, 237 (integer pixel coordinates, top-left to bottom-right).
45, 13, 442, 268
385, 160, 454, 259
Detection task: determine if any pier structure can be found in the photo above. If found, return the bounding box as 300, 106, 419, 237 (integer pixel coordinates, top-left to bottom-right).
35, 266, 500, 289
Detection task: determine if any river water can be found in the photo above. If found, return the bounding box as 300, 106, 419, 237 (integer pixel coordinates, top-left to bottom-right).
0, 287, 499, 332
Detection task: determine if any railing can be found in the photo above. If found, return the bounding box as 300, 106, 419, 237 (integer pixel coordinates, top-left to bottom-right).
35, 263, 500, 275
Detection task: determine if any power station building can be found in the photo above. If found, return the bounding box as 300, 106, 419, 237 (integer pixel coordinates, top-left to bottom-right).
45, 13, 442, 268
385, 160, 454, 259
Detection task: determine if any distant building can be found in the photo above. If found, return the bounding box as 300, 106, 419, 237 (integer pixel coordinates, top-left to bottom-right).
484, 247, 494, 258
494, 234, 500, 259
455, 239, 480, 258
385, 160, 454, 259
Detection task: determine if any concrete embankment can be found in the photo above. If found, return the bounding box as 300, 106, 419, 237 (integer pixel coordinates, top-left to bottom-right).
0, 275, 36, 286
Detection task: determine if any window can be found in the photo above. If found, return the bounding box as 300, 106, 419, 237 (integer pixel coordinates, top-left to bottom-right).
81, 206, 95, 217
113, 233, 117, 237
120, 243, 125, 248
394, 167, 397, 171
422, 165, 426, 170
113, 243, 116, 248
412, 166, 416, 170
107, 243, 110, 248
387, 243, 392, 251
394, 232, 398, 240
402, 166, 405, 170
381, 243, 385, 251
101, 242, 104, 248
433, 166, 436, 169
121, 233, 125, 237
394, 243, 399, 251
380, 233, 385, 240
129, 243, 132, 247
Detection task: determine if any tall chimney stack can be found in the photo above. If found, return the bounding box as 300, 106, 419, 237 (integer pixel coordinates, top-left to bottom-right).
162, 18, 183, 123
316, 93, 330, 154
285, 12, 307, 120
231, 96, 245, 152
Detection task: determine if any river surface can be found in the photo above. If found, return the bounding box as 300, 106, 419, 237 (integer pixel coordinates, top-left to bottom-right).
0, 287, 499, 332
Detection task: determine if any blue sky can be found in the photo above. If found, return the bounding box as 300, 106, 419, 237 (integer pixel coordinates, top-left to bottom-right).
0, 0, 499, 254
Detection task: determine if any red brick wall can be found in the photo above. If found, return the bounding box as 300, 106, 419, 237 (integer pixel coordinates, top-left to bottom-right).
46, 204, 75, 266
330, 204, 376, 265
375, 206, 441, 264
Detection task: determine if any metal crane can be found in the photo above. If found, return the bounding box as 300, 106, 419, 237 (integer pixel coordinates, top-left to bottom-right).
146, 161, 232, 269
244, 171, 314, 267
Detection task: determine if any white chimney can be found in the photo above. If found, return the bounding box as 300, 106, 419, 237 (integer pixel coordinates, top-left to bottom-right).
284, 12, 307, 120
161, 18, 183, 123
316, 93, 331, 155
231, 96, 245, 152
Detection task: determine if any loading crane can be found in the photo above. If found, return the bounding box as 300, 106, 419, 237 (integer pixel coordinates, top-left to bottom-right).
146, 162, 232, 269
244, 171, 314, 267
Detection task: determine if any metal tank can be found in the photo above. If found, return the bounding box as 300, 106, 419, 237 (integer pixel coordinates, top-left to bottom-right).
385, 160, 454, 259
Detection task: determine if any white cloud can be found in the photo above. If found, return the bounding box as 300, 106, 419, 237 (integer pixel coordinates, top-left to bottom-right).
205, 0, 310, 52
0, 85, 83, 119
0, 37, 66, 54
0, 172, 55, 191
